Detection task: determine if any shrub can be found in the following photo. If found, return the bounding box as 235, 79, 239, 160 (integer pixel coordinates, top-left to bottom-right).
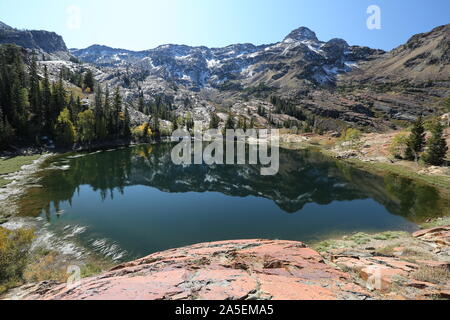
0, 227, 34, 294
340, 128, 362, 149
389, 132, 410, 159
412, 266, 450, 285
132, 123, 152, 142
54, 108, 76, 147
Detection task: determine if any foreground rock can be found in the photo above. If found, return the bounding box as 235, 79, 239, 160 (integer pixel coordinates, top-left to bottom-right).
319, 226, 450, 300
18, 239, 372, 300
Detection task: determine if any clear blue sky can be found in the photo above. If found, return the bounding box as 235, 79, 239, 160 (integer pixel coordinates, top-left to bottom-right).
0, 0, 449, 51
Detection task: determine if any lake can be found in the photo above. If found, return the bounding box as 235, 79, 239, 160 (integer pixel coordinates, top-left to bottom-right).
16, 144, 448, 261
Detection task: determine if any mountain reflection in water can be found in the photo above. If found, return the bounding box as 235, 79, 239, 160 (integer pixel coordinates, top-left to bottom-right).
17, 144, 448, 260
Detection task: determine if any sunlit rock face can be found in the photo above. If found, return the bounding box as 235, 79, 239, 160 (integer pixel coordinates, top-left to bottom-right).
21, 239, 373, 300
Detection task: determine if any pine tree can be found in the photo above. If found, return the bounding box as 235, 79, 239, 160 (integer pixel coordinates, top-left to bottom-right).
16, 87, 30, 137
0, 116, 14, 149
140, 122, 148, 141
94, 85, 107, 140
151, 114, 161, 140
123, 106, 131, 139
0, 108, 14, 148
112, 87, 122, 137
405, 116, 426, 161
423, 121, 448, 166
209, 113, 220, 129
444, 96, 450, 127
225, 113, 235, 130
42, 65, 52, 134
138, 92, 145, 113
104, 87, 113, 135
29, 54, 42, 125
83, 70, 95, 92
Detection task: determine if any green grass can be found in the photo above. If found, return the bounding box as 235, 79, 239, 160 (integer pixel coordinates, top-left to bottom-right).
345, 159, 450, 191
0, 155, 41, 187
419, 216, 450, 229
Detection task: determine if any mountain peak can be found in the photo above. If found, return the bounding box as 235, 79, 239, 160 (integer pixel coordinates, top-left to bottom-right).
0, 21, 13, 30
284, 27, 318, 42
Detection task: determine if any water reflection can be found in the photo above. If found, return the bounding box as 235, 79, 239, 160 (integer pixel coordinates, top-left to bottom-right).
22, 144, 447, 222
15, 144, 449, 259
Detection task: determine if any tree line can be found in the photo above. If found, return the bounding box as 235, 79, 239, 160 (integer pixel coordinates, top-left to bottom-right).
0, 44, 130, 150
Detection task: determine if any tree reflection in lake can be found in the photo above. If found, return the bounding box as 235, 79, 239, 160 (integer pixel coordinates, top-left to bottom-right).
16, 144, 449, 259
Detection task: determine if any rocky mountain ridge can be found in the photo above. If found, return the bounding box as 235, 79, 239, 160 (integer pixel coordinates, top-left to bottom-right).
70, 26, 384, 89
0, 22, 70, 60
1, 21, 449, 133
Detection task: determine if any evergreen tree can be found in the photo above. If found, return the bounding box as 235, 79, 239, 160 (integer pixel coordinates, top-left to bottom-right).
0, 108, 14, 148
236, 117, 245, 129
83, 70, 95, 92
29, 54, 42, 127
444, 96, 450, 127
405, 116, 426, 161
142, 122, 150, 142
123, 106, 131, 139
103, 86, 111, 134
42, 65, 52, 134
423, 121, 448, 166
209, 113, 220, 129
112, 87, 122, 137
151, 114, 161, 140
138, 92, 145, 113
94, 85, 107, 140
15, 87, 30, 137
185, 112, 194, 131
225, 113, 235, 130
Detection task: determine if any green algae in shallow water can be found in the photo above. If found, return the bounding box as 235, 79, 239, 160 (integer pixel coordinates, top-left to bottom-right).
13, 145, 450, 261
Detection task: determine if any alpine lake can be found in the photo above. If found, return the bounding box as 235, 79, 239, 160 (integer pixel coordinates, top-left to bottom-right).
14, 143, 449, 261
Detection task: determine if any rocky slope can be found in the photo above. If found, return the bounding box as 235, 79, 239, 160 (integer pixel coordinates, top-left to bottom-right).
343, 24, 450, 84
334, 24, 450, 127
69, 24, 449, 132
70, 27, 383, 90
1, 21, 449, 133
0, 22, 70, 60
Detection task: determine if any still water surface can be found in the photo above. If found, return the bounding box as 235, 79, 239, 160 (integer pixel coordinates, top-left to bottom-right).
17, 144, 447, 260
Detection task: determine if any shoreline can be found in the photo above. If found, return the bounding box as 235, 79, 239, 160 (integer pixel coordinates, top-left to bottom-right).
279, 132, 450, 194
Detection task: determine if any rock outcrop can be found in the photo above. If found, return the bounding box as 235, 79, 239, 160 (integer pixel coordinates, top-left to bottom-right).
320, 226, 450, 300
0, 21, 70, 59
18, 239, 372, 300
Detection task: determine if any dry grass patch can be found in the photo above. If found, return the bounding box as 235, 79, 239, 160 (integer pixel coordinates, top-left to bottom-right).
412, 266, 450, 285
